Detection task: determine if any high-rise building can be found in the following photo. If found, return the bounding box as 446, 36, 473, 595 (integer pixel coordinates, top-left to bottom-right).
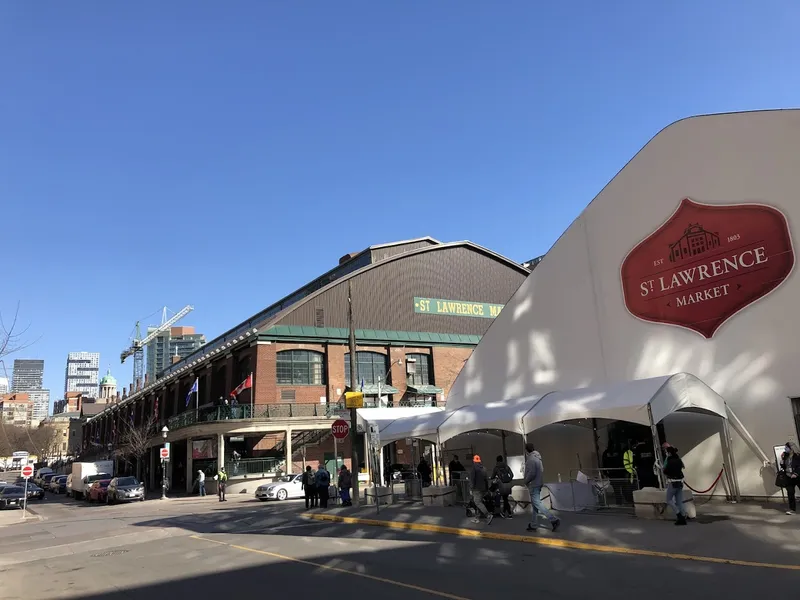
145, 326, 205, 382
64, 352, 100, 398
28, 389, 50, 424
12, 359, 44, 392
0, 376, 8, 394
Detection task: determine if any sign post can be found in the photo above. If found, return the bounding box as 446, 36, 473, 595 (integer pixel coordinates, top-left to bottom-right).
332, 419, 349, 494
160, 446, 170, 500
368, 423, 381, 514
21, 464, 33, 519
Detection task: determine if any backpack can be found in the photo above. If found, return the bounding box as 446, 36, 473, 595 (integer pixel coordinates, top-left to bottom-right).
316, 469, 330, 487
304, 472, 315, 488
498, 464, 513, 484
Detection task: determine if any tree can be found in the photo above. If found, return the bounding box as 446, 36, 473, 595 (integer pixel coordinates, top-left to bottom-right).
31, 425, 61, 461
0, 302, 34, 361
116, 414, 158, 479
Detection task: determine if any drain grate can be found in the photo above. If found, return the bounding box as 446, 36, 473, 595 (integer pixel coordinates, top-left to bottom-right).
90, 549, 129, 557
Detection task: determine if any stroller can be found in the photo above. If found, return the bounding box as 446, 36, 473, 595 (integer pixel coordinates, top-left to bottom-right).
465, 479, 501, 518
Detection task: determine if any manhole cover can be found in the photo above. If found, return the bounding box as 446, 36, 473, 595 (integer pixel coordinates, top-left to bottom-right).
90, 549, 129, 557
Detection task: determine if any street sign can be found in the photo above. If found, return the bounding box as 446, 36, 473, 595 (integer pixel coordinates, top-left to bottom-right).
344, 391, 364, 408
160, 446, 170, 460
20, 465, 33, 478
331, 419, 350, 440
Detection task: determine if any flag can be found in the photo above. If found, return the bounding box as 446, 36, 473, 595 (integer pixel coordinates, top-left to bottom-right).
231, 374, 253, 397
153, 396, 159, 416
185, 378, 199, 406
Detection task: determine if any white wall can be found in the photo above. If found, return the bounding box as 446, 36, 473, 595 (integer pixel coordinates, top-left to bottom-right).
447, 110, 800, 497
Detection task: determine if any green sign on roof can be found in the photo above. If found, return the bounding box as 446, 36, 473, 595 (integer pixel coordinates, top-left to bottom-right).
414, 297, 504, 319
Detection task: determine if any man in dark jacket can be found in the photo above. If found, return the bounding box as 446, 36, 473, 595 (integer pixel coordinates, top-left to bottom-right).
448, 455, 465, 486
469, 455, 493, 525
780, 442, 800, 515
491, 455, 514, 518
302, 466, 317, 509
316, 464, 331, 509
338, 465, 353, 506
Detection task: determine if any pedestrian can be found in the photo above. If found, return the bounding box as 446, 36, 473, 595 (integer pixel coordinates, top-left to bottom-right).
660, 444, 687, 525
779, 442, 800, 515
448, 454, 465, 486
316, 464, 331, 508
197, 469, 206, 497
338, 465, 352, 506
469, 455, 493, 525
523, 443, 560, 532
491, 455, 514, 518
303, 465, 317, 509
215, 466, 228, 502
417, 457, 432, 487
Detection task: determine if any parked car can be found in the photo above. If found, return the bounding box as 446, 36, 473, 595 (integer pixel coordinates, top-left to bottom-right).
87, 480, 111, 503
76, 473, 113, 501
34, 468, 53, 487
0, 485, 26, 509
66, 474, 74, 497
26, 483, 45, 500
49, 476, 68, 494
255, 474, 304, 501
107, 477, 145, 503
39, 473, 57, 489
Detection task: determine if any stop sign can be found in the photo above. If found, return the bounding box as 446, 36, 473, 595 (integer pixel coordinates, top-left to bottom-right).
331, 419, 350, 440
21, 465, 33, 478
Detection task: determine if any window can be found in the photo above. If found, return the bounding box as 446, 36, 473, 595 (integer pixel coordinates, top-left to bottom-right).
406, 354, 432, 386
276, 350, 325, 385
344, 352, 387, 386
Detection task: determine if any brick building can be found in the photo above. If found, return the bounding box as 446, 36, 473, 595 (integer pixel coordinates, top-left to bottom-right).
0, 392, 31, 427
83, 238, 531, 492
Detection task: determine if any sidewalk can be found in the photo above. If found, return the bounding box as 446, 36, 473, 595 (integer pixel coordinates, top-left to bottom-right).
303, 500, 800, 570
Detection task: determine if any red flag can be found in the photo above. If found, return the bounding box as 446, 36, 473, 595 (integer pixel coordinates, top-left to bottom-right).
230, 374, 253, 398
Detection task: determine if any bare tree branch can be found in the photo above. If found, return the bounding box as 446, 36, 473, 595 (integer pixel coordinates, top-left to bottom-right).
0, 302, 37, 360
115, 414, 158, 476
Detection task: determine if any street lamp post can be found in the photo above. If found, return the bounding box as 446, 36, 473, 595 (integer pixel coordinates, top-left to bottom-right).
161, 426, 169, 500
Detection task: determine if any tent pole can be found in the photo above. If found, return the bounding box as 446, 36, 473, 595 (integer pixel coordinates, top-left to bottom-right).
591, 418, 601, 469
501, 430, 508, 462
722, 417, 741, 502
647, 404, 666, 489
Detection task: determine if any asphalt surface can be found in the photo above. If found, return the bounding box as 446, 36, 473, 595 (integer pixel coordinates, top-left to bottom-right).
0, 494, 797, 599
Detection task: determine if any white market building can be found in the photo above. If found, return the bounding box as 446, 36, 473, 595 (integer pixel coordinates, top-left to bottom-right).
382, 109, 800, 499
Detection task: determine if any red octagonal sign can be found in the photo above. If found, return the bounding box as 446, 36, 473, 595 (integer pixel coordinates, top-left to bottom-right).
331, 419, 350, 440
621, 198, 795, 338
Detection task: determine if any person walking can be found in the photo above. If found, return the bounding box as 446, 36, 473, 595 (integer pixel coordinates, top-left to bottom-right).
661, 444, 688, 525
779, 442, 800, 515
197, 469, 206, 497
302, 466, 317, 509
338, 465, 353, 506
491, 455, 514, 518
417, 458, 432, 487
523, 443, 559, 532
215, 467, 228, 502
316, 464, 331, 509
469, 455, 493, 525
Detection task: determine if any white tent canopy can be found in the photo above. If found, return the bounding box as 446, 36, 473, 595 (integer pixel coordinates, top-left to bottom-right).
437, 395, 541, 444
521, 373, 727, 433
356, 406, 442, 435
380, 409, 453, 445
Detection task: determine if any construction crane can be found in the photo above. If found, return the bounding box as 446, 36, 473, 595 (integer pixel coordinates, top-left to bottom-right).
120, 305, 194, 389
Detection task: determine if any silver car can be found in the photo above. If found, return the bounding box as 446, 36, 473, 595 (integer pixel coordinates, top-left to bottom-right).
255, 474, 304, 501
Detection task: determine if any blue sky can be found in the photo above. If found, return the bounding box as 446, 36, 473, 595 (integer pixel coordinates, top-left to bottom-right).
1, 2, 798, 405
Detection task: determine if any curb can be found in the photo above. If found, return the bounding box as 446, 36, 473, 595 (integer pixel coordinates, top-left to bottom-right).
304, 512, 800, 572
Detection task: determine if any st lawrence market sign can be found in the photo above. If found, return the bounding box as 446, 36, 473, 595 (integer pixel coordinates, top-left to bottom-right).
620, 198, 795, 338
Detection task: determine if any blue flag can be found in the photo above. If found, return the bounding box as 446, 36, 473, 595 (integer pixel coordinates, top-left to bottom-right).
186, 378, 199, 406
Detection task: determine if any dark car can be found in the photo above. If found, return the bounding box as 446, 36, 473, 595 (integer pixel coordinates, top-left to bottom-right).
0, 486, 26, 509
25, 483, 45, 500
107, 477, 145, 503
50, 476, 67, 494
40, 473, 57, 489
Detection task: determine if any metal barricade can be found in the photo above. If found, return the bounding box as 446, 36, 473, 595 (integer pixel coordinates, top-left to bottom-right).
404, 477, 422, 501
569, 468, 638, 513
451, 471, 470, 505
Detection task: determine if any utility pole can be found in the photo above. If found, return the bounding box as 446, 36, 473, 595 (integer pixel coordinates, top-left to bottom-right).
347, 279, 360, 507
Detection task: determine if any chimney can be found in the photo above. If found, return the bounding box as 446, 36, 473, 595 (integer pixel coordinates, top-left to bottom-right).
171, 355, 182, 365
135, 378, 141, 392
144, 374, 149, 387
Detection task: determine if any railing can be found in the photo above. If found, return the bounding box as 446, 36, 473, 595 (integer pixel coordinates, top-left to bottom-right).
325, 397, 438, 417
166, 403, 331, 431
226, 457, 282, 477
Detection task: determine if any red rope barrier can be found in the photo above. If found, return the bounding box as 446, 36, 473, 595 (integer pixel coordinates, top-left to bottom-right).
684, 468, 724, 494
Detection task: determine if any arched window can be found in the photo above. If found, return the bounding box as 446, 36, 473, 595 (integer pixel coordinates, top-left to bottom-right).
276, 350, 325, 385
344, 352, 387, 386
406, 353, 432, 386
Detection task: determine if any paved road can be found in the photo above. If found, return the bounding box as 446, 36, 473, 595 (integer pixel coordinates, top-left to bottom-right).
0, 495, 797, 599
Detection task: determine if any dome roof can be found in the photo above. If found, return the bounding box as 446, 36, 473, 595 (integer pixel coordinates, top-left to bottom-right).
100, 369, 117, 386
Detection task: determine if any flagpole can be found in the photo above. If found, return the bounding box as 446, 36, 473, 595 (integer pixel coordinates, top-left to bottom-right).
249, 371, 254, 419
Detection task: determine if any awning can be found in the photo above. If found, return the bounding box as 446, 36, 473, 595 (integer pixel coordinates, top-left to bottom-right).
380, 409, 456, 445
359, 384, 399, 395
356, 406, 442, 434
407, 384, 443, 395
521, 373, 728, 433
438, 396, 541, 443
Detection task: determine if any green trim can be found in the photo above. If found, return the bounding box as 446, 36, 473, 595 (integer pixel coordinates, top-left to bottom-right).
407, 384, 443, 394
358, 384, 400, 395
259, 326, 481, 347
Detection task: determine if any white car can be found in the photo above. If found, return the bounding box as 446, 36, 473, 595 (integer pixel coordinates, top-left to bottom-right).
255, 474, 304, 501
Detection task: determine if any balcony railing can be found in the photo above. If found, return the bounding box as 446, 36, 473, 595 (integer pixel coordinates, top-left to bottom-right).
166, 403, 330, 431
324, 397, 438, 417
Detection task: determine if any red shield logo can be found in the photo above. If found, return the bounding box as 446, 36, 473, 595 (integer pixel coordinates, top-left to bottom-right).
621, 198, 795, 338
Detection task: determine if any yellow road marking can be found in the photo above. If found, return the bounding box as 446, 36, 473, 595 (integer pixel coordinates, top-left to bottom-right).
304, 512, 800, 572
189, 535, 472, 600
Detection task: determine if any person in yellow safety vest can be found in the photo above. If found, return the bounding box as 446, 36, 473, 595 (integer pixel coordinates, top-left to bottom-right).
623, 446, 635, 484
215, 467, 228, 502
